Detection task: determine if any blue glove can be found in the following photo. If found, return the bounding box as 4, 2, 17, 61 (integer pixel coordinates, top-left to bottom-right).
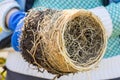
9, 11, 26, 51
11, 20, 24, 51
8, 11, 25, 31
0, 0, 20, 49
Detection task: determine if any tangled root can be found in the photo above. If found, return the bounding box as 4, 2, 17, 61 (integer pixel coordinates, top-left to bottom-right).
64, 15, 104, 67
20, 8, 107, 76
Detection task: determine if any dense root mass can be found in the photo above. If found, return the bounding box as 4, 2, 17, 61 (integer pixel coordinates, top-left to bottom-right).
64, 16, 104, 67
20, 8, 107, 76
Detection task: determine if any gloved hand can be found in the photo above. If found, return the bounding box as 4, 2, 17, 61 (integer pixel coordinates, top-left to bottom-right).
11, 11, 26, 51
0, 0, 20, 49
0, 11, 25, 49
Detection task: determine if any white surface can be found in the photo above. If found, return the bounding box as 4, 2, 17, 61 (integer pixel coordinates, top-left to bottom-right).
5, 52, 120, 80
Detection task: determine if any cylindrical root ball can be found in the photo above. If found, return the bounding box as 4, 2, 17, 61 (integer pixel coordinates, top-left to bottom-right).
20, 9, 107, 75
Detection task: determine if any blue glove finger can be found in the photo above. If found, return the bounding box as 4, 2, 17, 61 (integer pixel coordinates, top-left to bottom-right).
11, 19, 24, 51
8, 11, 25, 31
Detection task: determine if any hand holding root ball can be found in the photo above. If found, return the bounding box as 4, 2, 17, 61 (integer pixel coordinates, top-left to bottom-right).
11, 7, 109, 79
12, 3, 120, 80
0, 0, 119, 80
